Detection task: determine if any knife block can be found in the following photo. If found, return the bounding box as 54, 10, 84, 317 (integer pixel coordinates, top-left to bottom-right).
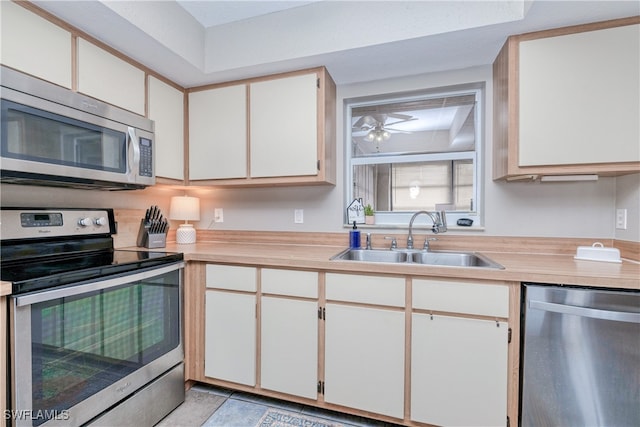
136, 219, 167, 249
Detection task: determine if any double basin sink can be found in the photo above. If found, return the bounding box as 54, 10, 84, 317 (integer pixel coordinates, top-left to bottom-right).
331, 248, 504, 269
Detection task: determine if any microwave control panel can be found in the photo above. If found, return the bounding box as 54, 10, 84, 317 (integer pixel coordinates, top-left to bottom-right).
139, 137, 153, 177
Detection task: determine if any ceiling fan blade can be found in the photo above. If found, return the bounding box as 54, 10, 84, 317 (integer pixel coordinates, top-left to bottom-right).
385, 117, 418, 127
384, 127, 412, 134
387, 113, 414, 121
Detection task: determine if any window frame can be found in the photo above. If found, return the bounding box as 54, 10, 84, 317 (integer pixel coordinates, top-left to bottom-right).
344, 83, 484, 228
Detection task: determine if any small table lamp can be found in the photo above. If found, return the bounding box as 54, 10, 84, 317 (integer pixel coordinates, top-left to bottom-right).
170, 195, 200, 244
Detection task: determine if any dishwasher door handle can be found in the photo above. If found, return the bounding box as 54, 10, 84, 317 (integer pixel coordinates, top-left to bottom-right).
530, 300, 640, 324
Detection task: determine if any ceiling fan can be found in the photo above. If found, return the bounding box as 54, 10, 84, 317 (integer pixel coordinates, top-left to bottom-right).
352, 113, 417, 143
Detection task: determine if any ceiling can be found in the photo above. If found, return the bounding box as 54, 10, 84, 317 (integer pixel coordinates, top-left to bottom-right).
176, 1, 323, 28
32, 1, 639, 88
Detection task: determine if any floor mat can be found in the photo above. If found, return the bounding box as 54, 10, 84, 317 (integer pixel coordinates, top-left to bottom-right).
257, 408, 344, 427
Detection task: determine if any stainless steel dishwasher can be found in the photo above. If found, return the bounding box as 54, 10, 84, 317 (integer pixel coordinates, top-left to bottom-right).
520, 283, 640, 426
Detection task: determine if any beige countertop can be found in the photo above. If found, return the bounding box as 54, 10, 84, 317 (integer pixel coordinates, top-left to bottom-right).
166, 241, 640, 290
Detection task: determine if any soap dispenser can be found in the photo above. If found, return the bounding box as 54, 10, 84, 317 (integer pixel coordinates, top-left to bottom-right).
349, 221, 361, 248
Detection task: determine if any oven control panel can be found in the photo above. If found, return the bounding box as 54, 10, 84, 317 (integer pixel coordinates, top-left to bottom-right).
1, 208, 115, 240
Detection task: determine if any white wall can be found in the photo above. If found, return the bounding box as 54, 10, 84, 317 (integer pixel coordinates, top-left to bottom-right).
1, 65, 634, 241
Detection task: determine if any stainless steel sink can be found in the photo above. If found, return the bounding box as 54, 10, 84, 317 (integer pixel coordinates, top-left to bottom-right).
331, 248, 503, 269
410, 251, 503, 268
332, 248, 409, 263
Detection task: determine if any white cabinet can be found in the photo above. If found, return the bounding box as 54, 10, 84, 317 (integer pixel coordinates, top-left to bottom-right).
261, 297, 318, 398
260, 269, 318, 399
412, 314, 508, 427
204, 265, 257, 386
324, 273, 405, 419
411, 279, 510, 426
250, 73, 318, 178
493, 18, 640, 179
77, 38, 145, 115
189, 84, 247, 180
0, 1, 72, 88
204, 291, 256, 385
187, 67, 335, 186
148, 76, 184, 181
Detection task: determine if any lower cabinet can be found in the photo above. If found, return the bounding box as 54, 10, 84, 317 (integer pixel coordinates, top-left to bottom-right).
260, 268, 318, 398
204, 264, 257, 385
198, 264, 514, 425
324, 304, 405, 419
204, 290, 256, 385
323, 272, 406, 419
411, 314, 508, 426
411, 278, 510, 427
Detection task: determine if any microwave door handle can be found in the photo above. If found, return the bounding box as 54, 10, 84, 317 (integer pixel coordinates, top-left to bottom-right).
529, 300, 640, 324
128, 127, 141, 177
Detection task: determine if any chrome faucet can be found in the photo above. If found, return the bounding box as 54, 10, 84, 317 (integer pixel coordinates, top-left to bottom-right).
407, 210, 447, 249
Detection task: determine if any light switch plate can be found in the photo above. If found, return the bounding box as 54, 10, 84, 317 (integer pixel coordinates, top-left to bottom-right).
294, 209, 304, 224
615, 208, 627, 230
214, 208, 224, 223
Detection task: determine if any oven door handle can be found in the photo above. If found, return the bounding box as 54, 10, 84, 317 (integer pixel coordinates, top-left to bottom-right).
14, 262, 184, 306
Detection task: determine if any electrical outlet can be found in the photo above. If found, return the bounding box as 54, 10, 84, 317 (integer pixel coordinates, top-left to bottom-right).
214, 208, 224, 223
616, 209, 627, 230
294, 209, 304, 224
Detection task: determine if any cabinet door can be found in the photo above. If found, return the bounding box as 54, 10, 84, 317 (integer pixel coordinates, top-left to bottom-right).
189, 85, 247, 180
519, 24, 640, 166
250, 73, 318, 178
411, 314, 508, 427
0, 2, 72, 88
261, 297, 318, 399
77, 39, 145, 115
324, 304, 405, 419
204, 290, 256, 386
148, 76, 184, 180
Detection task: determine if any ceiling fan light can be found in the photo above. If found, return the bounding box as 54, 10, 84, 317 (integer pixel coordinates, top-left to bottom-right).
365, 130, 376, 141
382, 130, 391, 140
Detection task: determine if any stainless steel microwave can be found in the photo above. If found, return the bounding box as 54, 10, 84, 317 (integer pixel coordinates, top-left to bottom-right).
0, 66, 155, 190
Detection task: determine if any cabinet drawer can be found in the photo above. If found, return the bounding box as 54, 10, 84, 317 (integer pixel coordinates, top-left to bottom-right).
206, 264, 256, 292
325, 273, 405, 307
261, 269, 318, 298
413, 279, 509, 317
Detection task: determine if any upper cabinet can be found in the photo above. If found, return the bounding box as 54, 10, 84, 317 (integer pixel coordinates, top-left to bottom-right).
188, 67, 336, 187
148, 76, 185, 182
493, 17, 640, 180
77, 39, 146, 115
189, 84, 247, 180
0, 1, 72, 88
249, 73, 319, 178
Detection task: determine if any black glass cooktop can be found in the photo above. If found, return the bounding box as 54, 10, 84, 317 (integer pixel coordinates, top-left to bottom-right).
2, 249, 183, 295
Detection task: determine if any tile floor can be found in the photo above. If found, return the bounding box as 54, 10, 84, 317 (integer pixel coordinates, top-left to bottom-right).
156, 384, 401, 427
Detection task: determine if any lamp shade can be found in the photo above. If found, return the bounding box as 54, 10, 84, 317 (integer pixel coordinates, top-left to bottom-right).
169, 196, 200, 221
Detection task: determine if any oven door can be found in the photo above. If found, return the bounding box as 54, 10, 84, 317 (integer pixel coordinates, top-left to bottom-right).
9, 262, 184, 427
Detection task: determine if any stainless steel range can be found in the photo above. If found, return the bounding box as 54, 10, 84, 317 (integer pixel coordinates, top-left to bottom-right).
1, 207, 185, 426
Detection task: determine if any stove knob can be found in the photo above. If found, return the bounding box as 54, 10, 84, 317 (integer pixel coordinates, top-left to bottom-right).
78, 217, 92, 227
95, 217, 108, 227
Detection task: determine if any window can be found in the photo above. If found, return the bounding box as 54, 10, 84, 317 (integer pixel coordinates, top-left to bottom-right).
346, 84, 483, 226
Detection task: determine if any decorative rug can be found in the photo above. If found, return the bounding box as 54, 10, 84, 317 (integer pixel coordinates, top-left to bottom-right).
256, 409, 344, 427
